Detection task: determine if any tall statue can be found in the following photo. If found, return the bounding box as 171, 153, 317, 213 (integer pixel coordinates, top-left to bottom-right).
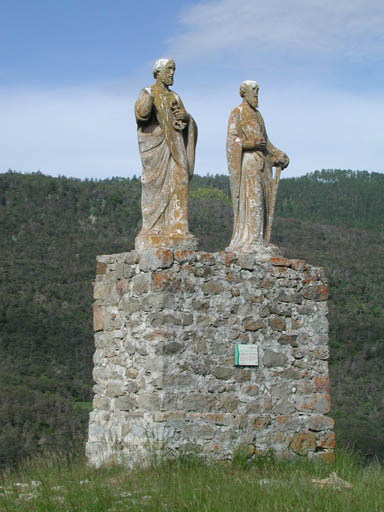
134, 58, 198, 250
226, 80, 289, 255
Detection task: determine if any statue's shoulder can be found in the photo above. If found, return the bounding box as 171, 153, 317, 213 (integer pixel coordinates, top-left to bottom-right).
229, 104, 242, 122
231, 104, 242, 115
138, 86, 154, 98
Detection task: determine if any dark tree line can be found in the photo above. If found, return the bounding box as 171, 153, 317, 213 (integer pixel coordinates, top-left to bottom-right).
0, 169, 383, 468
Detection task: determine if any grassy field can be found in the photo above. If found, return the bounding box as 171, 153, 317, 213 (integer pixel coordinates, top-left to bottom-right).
0, 450, 383, 511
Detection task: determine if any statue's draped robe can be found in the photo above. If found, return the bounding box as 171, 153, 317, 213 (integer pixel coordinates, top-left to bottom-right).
135, 84, 197, 237
226, 102, 282, 251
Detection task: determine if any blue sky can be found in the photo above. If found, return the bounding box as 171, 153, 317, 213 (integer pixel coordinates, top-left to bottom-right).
1, 0, 383, 179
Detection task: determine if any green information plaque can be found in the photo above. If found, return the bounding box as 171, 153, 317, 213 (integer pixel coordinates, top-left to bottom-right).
235, 344, 259, 366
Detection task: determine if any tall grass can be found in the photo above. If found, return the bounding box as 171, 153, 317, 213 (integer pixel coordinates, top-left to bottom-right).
0, 449, 383, 511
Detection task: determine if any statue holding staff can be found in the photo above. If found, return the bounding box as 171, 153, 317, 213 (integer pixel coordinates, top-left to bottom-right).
226, 80, 289, 255
134, 58, 198, 250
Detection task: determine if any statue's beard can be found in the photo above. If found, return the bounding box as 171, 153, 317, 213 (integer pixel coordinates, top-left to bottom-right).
249, 98, 258, 108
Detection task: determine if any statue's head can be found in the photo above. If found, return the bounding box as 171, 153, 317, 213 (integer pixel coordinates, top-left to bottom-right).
240, 80, 259, 109
153, 58, 176, 87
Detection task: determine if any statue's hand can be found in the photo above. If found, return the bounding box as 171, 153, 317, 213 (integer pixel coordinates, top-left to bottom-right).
273, 152, 289, 169
173, 108, 185, 120
254, 136, 266, 150
171, 102, 188, 122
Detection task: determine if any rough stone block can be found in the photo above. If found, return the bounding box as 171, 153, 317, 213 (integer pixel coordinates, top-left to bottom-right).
274, 399, 296, 414
217, 251, 237, 266
87, 249, 332, 468
269, 316, 287, 332
213, 367, 233, 380
96, 261, 107, 274
290, 432, 316, 455
93, 395, 110, 410
290, 259, 307, 271
296, 393, 331, 414
93, 304, 104, 332
116, 279, 130, 297
245, 400, 262, 413
114, 396, 137, 411
238, 254, 255, 270
308, 415, 335, 431
313, 376, 330, 392
155, 341, 183, 355
302, 284, 329, 301
243, 317, 264, 331
244, 384, 259, 397
277, 290, 302, 303
137, 393, 160, 410
94, 283, 112, 300
270, 257, 291, 267
197, 252, 216, 265
152, 272, 182, 292
132, 273, 151, 294
218, 395, 240, 412
174, 249, 197, 264
106, 382, 125, 397
250, 416, 271, 430
278, 335, 298, 347
124, 251, 139, 264
139, 248, 173, 271
263, 350, 288, 367
182, 394, 215, 412
202, 280, 225, 295
317, 431, 336, 450
182, 312, 194, 326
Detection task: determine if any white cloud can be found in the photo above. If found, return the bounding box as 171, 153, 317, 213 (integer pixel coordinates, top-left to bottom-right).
162, 0, 384, 178
0, 80, 383, 181
264, 87, 384, 176
170, 0, 384, 61
188, 83, 384, 177
1, 1, 382, 183
0, 87, 142, 179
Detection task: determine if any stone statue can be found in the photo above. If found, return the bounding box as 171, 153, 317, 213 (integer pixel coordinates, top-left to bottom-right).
134, 58, 198, 250
226, 80, 289, 255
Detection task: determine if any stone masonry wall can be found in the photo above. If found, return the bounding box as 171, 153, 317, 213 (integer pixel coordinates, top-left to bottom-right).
86, 249, 334, 467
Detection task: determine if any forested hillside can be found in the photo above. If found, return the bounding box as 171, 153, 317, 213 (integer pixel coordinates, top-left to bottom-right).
0, 169, 383, 469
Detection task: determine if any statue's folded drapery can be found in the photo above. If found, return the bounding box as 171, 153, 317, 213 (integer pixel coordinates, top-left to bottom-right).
135, 84, 197, 239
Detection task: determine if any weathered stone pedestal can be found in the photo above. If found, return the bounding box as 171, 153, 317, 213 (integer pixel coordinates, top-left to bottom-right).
86, 249, 334, 467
